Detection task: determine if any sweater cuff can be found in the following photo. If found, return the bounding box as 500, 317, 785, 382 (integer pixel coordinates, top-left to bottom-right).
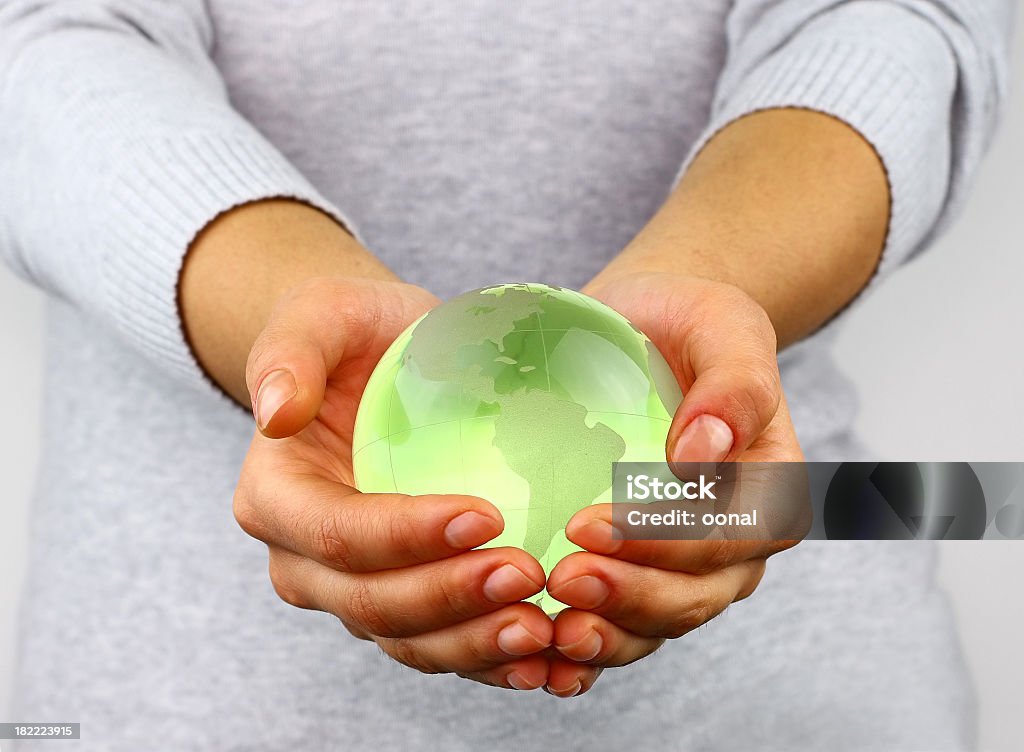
675, 35, 955, 284
101, 133, 362, 398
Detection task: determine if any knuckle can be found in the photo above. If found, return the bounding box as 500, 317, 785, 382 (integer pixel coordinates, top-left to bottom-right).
753, 307, 779, 350
267, 556, 310, 609
728, 285, 776, 342
456, 625, 492, 668
695, 538, 735, 574
346, 580, 398, 638
341, 619, 374, 641
735, 560, 767, 602
314, 513, 358, 572
768, 537, 800, 556
749, 361, 781, 406
667, 581, 720, 637
619, 638, 666, 667
341, 289, 381, 336
232, 488, 267, 541
384, 509, 432, 565
710, 362, 779, 440
734, 291, 775, 338
435, 572, 474, 622
381, 638, 440, 675
662, 611, 698, 640
737, 362, 781, 426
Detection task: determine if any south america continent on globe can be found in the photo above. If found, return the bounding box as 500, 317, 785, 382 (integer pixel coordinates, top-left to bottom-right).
352, 283, 683, 613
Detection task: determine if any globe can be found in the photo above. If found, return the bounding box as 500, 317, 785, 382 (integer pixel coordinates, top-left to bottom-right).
352, 282, 682, 613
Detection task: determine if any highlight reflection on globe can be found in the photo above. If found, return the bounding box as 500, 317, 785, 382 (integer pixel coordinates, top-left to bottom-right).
352, 283, 682, 612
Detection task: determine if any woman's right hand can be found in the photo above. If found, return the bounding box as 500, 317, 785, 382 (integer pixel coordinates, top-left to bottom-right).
232, 277, 554, 691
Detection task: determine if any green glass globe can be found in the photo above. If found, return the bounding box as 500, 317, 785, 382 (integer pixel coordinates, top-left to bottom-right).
352, 283, 682, 613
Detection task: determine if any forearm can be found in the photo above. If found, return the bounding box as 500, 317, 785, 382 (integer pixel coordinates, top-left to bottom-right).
587, 108, 890, 348
0, 4, 387, 401
179, 199, 398, 404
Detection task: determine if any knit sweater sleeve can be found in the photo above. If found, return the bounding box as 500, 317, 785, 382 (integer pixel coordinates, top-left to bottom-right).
0, 1, 360, 393
678, 0, 1013, 283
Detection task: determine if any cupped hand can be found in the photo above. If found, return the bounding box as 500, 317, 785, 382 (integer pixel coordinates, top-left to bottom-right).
541, 271, 806, 696
232, 277, 554, 691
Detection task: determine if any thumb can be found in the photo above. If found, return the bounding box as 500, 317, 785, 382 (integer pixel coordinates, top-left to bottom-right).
245, 279, 370, 438
666, 312, 782, 464
248, 359, 325, 439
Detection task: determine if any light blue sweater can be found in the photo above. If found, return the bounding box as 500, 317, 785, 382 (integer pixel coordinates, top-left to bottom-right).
0, 1, 1012, 749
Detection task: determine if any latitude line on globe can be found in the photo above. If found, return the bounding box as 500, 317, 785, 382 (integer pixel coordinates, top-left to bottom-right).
351, 415, 494, 460
351, 408, 671, 461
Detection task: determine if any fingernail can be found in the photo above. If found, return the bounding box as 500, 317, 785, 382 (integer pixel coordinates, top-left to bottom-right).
558, 628, 602, 662
545, 679, 582, 698
672, 414, 733, 463
549, 575, 609, 609
498, 621, 549, 656
444, 511, 500, 549
254, 369, 297, 430
507, 671, 536, 690
483, 564, 542, 603
566, 518, 622, 555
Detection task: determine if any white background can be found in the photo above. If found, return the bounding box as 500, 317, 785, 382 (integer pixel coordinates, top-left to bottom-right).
2, 18, 1022, 751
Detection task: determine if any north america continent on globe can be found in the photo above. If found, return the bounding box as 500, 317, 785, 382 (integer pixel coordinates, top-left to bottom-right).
352, 282, 682, 613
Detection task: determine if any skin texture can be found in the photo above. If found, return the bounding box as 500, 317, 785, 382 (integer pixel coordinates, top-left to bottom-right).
180, 108, 890, 696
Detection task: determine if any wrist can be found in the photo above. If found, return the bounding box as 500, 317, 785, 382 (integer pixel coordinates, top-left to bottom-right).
585, 247, 780, 339
585, 268, 778, 347
589, 109, 889, 349
179, 198, 397, 404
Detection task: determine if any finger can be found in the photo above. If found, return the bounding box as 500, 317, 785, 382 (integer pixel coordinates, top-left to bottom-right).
665, 286, 782, 461
234, 472, 505, 572
458, 655, 551, 691
375, 603, 553, 675
546, 552, 766, 638
245, 277, 436, 438
552, 608, 664, 668
268, 546, 546, 638
565, 504, 794, 573
544, 660, 603, 698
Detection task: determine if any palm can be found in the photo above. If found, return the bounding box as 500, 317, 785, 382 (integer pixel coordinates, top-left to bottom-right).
257, 281, 440, 486
586, 272, 803, 463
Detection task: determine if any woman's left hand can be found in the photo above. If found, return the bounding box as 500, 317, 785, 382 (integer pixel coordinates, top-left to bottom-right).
540, 271, 806, 697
